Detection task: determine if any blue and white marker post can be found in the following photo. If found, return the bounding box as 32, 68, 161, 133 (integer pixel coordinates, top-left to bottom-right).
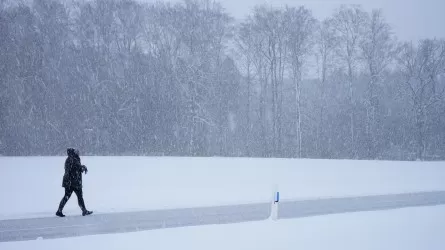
270, 184, 279, 221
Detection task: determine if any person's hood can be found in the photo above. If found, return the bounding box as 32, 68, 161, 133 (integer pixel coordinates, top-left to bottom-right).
67, 148, 79, 157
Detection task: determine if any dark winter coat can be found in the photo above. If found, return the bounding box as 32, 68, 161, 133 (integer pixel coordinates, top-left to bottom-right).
62, 148, 87, 189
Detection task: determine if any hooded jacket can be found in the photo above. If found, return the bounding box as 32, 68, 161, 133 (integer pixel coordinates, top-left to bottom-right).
62, 148, 87, 189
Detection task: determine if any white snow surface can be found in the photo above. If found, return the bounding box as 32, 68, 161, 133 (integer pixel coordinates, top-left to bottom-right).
1, 156, 445, 219
1, 205, 445, 250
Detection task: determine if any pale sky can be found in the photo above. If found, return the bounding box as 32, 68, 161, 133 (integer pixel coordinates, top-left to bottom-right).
141, 0, 445, 42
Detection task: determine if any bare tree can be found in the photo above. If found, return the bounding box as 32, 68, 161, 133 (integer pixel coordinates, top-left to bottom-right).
246, 15, 271, 156
284, 6, 316, 158
173, 0, 233, 155
314, 18, 337, 157
2, 0, 445, 160
397, 39, 445, 160
252, 6, 285, 156
241, 6, 286, 156
332, 5, 367, 158
235, 22, 256, 156
360, 9, 396, 158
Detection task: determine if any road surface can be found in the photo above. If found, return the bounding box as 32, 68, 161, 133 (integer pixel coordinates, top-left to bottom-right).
1, 191, 445, 242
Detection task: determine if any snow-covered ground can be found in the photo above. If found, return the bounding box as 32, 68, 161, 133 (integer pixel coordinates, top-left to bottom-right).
1, 156, 445, 249
1, 156, 445, 219
1, 205, 445, 250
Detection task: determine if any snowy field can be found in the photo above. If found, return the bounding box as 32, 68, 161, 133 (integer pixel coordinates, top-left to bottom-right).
1, 156, 445, 219
1, 205, 445, 250
1, 156, 445, 249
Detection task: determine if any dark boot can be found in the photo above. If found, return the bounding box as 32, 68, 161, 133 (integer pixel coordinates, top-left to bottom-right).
56, 211, 65, 217
57, 187, 73, 217
82, 210, 93, 216
73, 188, 91, 215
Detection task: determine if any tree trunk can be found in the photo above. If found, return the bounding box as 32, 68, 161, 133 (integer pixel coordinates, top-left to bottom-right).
293, 64, 302, 158
246, 57, 251, 157
347, 59, 355, 158
415, 106, 425, 160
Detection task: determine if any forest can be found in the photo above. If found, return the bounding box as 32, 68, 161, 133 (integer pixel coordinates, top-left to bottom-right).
1, 0, 444, 160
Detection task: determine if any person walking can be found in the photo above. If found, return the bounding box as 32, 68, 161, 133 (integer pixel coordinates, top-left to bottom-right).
56, 148, 93, 217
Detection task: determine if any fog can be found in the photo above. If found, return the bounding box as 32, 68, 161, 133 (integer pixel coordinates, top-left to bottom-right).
141, 0, 445, 41
1, 0, 444, 160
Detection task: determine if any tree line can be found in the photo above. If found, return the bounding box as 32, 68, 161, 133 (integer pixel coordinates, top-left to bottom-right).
1, 0, 444, 160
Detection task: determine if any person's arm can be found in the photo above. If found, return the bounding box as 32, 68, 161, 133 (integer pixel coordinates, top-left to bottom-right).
81, 165, 88, 174
71, 157, 86, 173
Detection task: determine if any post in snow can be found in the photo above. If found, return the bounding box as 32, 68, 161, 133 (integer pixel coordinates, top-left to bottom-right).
270, 185, 279, 221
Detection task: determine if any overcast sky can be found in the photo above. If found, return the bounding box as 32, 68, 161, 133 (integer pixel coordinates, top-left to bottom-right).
141, 0, 445, 42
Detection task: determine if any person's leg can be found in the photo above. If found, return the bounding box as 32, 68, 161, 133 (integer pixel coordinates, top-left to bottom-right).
57, 187, 73, 216
73, 188, 86, 212
73, 188, 92, 215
